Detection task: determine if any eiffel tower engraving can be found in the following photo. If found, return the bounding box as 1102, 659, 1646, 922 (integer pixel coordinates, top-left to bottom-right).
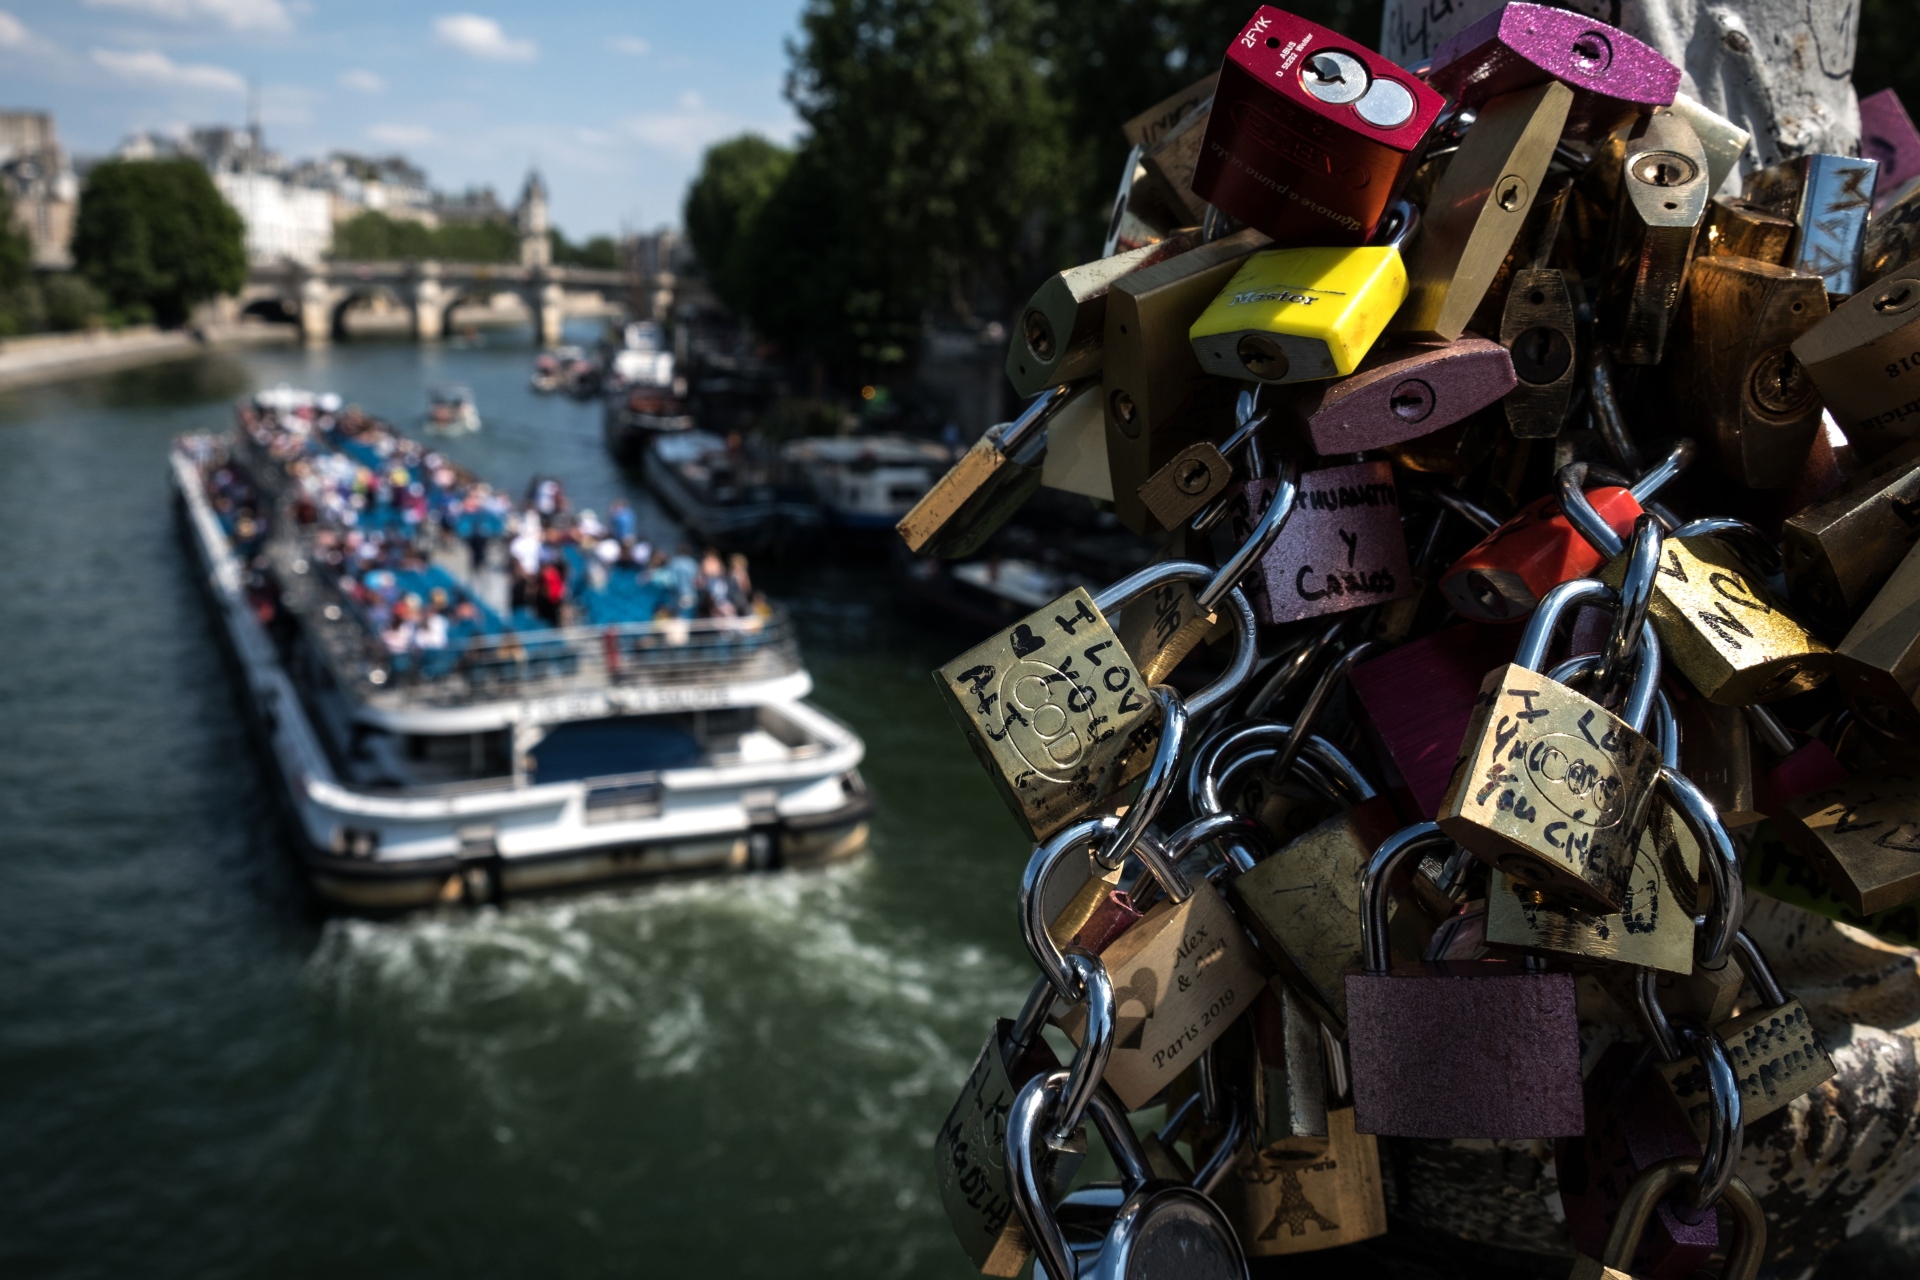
1257, 1167, 1339, 1239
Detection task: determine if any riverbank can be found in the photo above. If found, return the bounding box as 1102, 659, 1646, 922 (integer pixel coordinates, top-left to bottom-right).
0, 321, 298, 392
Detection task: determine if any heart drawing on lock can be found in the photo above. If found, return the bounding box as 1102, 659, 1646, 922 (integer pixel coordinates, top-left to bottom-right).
1009, 624, 1045, 658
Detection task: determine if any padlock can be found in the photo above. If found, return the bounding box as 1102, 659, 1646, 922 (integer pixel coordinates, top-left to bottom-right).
1137, 442, 1233, 531
1782, 438, 1920, 633
1193, 6, 1445, 247
1218, 1103, 1387, 1256
1008, 234, 1201, 398
1249, 984, 1329, 1142
1424, 3, 1680, 142
1555, 1042, 1721, 1280
1284, 338, 1518, 455
1791, 268, 1920, 460
1665, 91, 1750, 198
1665, 254, 1829, 489
1776, 768, 1920, 915
1344, 821, 1586, 1138
1502, 267, 1581, 439
1437, 444, 1685, 622
1862, 175, 1920, 286
1134, 101, 1212, 230
1040, 381, 1114, 502
1700, 195, 1795, 264
935, 960, 1105, 1275
1005, 1073, 1248, 1280
1568, 1158, 1766, 1280
1674, 695, 1762, 829
1188, 202, 1419, 386
1437, 576, 1664, 914
1602, 109, 1711, 365
1832, 537, 1920, 737
1651, 932, 1837, 1138
1193, 723, 1403, 1037
1563, 475, 1832, 705
899, 384, 1083, 558
1122, 71, 1219, 156
1393, 81, 1571, 341
1747, 703, 1851, 820
1105, 228, 1270, 534
1861, 87, 1920, 211
1225, 459, 1416, 626
1030, 813, 1269, 1112
1741, 153, 1879, 297
1351, 620, 1524, 820
1101, 145, 1162, 258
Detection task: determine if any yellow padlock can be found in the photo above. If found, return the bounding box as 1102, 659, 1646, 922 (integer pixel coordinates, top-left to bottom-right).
1189, 202, 1416, 386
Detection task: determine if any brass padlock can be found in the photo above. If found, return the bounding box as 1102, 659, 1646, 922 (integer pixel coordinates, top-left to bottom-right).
1038, 381, 1113, 502
1007, 235, 1198, 398
1218, 1105, 1387, 1257
1495, 179, 1578, 440
1777, 768, 1920, 914
1792, 269, 1920, 459
1133, 100, 1211, 230
1782, 438, 1920, 633
1104, 227, 1269, 534
1136, 441, 1232, 531
1666, 254, 1829, 490
1395, 81, 1572, 341
1700, 195, 1795, 264
1832, 536, 1920, 737
1564, 469, 1832, 704
1862, 173, 1920, 285
898, 385, 1083, 558
1742, 153, 1879, 296
1437, 577, 1663, 914
1668, 90, 1751, 196
1567, 1158, 1766, 1280
1603, 110, 1710, 366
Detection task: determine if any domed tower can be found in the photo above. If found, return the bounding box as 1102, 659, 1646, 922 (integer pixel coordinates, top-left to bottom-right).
517, 169, 551, 268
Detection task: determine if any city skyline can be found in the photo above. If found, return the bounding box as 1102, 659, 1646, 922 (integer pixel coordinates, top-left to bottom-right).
0, 0, 804, 236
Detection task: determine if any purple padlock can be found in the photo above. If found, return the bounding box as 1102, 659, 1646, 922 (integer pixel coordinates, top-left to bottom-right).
1345, 823, 1586, 1139
1295, 338, 1517, 455
1861, 88, 1920, 211
1230, 459, 1416, 626
1427, 2, 1681, 141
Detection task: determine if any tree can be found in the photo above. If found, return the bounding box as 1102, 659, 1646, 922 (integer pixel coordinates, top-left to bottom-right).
549, 228, 620, 269
684, 134, 793, 317
330, 211, 519, 263
0, 187, 30, 292
71, 158, 246, 327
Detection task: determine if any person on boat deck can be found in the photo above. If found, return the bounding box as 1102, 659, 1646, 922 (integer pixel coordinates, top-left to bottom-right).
666, 545, 700, 616
609, 498, 636, 543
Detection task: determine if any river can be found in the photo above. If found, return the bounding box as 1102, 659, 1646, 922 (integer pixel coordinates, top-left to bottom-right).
0, 330, 1028, 1278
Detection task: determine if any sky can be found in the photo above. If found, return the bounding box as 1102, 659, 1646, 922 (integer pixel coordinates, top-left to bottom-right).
0, 0, 806, 237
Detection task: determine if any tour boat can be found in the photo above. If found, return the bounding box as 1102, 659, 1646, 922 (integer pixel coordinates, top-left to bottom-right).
173, 389, 871, 912
642, 429, 822, 553
782, 435, 950, 533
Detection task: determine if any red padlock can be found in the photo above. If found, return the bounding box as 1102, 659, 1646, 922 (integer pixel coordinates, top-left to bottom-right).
1194, 6, 1445, 247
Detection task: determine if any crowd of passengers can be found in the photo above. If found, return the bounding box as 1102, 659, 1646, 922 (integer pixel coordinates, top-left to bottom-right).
232, 397, 768, 661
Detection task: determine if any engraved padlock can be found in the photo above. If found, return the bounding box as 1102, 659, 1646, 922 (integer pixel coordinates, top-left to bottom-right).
1782, 438, 1920, 633
1602, 109, 1710, 365
1742, 153, 1879, 297
1223, 458, 1416, 626
1564, 473, 1833, 704
1189, 201, 1419, 387
899, 384, 1084, 558
1792, 269, 1920, 460
1777, 766, 1920, 915
1344, 822, 1586, 1138
1104, 228, 1270, 534
1394, 81, 1571, 341
1437, 576, 1664, 914
1288, 337, 1518, 455
1700, 195, 1795, 264
1008, 234, 1200, 398
1193, 6, 1444, 247
1667, 253, 1829, 490
1006, 1074, 1249, 1280
1134, 100, 1212, 230
1568, 1158, 1766, 1280
1425, 3, 1680, 142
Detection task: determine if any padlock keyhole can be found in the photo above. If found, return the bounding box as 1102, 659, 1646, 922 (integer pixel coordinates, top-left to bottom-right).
1176, 460, 1212, 493
1875, 282, 1919, 313
1511, 326, 1572, 385
1023, 309, 1056, 362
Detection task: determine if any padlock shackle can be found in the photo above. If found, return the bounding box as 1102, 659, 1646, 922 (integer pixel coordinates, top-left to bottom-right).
1597, 1160, 1767, 1280
1659, 765, 1743, 967
1021, 815, 1123, 1000
1267, 640, 1376, 788
1669, 516, 1784, 576
1634, 966, 1683, 1063
1188, 1077, 1248, 1198
1679, 1025, 1744, 1214
1008, 1070, 1159, 1280
1198, 461, 1298, 613
1372, 198, 1420, 252
1126, 828, 1196, 908
1556, 440, 1694, 557
1427, 487, 1502, 534
1244, 616, 1349, 720
1049, 952, 1116, 1148
1156, 811, 1271, 880
1595, 514, 1663, 700
1089, 566, 1260, 719
996, 382, 1078, 459
1360, 822, 1457, 974
1101, 686, 1189, 876
1731, 930, 1790, 1008
1587, 349, 1643, 474
1100, 143, 1146, 258
1516, 577, 1618, 671
1745, 702, 1798, 757
1191, 721, 1378, 816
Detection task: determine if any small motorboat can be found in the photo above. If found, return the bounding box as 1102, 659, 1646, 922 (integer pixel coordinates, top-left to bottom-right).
425, 384, 481, 434
782, 435, 952, 535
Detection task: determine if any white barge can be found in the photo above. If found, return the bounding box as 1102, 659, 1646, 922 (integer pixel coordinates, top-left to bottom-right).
173, 392, 870, 912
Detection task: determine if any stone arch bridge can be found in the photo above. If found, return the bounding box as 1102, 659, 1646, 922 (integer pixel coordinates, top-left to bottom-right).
241, 260, 631, 346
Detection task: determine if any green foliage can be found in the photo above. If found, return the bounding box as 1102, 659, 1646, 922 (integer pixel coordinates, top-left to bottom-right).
329, 210, 520, 263
684, 134, 793, 316
0, 187, 30, 292
550, 229, 620, 269
71, 158, 246, 328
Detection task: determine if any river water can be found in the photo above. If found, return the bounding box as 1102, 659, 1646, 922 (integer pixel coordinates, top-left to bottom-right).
0, 332, 1029, 1278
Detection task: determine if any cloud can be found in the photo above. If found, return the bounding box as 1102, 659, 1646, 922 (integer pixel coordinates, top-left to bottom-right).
433, 13, 535, 62
92, 47, 247, 94
83, 0, 292, 34
0, 9, 25, 47
621, 91, 792, 158
609, 36, 649, 55
339, 69, 384, 94
367, 123, 435, 146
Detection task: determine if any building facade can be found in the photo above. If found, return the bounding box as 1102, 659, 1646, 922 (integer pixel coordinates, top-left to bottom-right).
1, 110, 78, 268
